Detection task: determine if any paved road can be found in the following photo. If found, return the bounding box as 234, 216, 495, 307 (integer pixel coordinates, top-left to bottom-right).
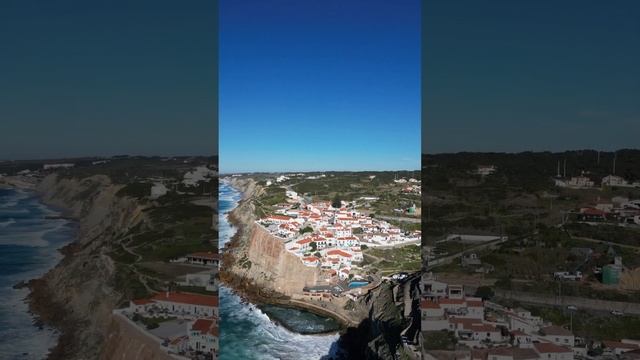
377, 215, 421, 223
571, 235, 640, 251
426, 237, 508, 270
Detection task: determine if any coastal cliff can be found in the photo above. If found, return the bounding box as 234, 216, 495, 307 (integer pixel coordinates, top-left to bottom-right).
221, 178, 319, 297
237, 224, 320, 295
221, 177, 422, 360
28, 174, 148, 360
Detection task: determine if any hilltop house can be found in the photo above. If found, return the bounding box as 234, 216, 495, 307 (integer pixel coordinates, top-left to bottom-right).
185, 252, 219, 267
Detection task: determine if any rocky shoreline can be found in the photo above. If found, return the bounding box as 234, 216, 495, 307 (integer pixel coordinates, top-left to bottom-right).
9, 174, 145, 360
0, 177, 81, 359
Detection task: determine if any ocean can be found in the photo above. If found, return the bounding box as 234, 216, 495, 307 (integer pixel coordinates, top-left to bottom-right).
218, 181, 342, 360
0, 188, 76, 360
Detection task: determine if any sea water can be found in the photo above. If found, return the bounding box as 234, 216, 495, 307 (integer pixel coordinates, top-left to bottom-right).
218, 181, 342, 360
0, 188, 76, 359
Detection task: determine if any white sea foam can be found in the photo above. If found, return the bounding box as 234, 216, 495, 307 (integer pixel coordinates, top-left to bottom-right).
0, 189, 74, 359
220, 286, 340, 360
0, 218, 16, 227
0, 286, 59, 360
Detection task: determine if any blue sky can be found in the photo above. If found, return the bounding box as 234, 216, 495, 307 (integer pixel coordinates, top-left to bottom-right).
0, 1, 217, 160
423, 1, 640, 153
219, 0, 421, 173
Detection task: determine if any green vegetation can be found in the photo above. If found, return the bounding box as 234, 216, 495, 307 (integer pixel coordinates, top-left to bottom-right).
299, 226, 313, 234
526, 305, 640, 341
366, 245, 421, 273
116, 182, 152, 199
422, 331, 457, 350
260, 186, 286, 206
332, 194, 342, 208
113, 264, 149, 300
565, 223, 640, 247
237, 255, 252, 270
474, 286, 495, 300
132, 313, 176, 330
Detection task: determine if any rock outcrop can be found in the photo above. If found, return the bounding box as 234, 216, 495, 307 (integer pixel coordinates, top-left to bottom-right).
337, 274, 421, 360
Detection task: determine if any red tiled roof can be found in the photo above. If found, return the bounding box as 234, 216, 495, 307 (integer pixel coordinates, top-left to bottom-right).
297, 238, 312, 245
581, 207, 607, 216
327, 249, 352, 258
469, 323, 498, 332
267, 215, 292, 221
420, 299, 440, 309
540, 325, 573, 336
602, 341, 640, 350
466, 300, 484, 307
151, 292, 218, 307
191, 319, 218, 337
439, 298, 465, 305
533, 342, 572, 353
303, 256, 319, 262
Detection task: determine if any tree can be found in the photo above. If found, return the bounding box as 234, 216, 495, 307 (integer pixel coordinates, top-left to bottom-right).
332, 194, 342, 208
299, 226, 313, 234
309, 241, 317, 252
474, 286, 495, 300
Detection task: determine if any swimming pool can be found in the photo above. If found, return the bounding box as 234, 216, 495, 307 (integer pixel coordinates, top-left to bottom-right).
348, 281, 369, 289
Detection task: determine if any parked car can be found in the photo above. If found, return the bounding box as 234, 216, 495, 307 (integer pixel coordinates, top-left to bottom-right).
567, 305, 578, 311
611, 310, 624, 316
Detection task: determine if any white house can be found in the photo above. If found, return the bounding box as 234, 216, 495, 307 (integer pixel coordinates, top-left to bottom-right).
148, 292, 218, 318
533, 342, 573, 360
189, 318, 218, 355
286, 190, 299, 200
420, 299, 449, 331
150, 183, 169, 199
540, 325, 575, 347
602, 175, 631, 187
326, 249, 353, 266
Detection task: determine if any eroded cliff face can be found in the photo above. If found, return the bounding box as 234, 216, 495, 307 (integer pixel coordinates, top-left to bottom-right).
338, 274, 421, 360
241, 224, 320, 295
100, 314, 173, 360
29, 174, 148, 360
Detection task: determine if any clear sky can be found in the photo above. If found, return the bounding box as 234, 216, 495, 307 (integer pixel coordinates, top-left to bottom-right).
423, 1, 640, 154
0, 1, 217, 160
219, 0, 421, 173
